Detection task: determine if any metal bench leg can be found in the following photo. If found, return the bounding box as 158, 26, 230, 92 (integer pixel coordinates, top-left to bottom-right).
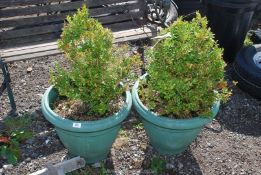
140, 46, 146, 75
0, 61, 17, 115
137, 41, 146, 75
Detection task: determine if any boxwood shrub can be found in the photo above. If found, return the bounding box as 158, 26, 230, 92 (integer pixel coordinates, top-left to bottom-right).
140, 13, 231, 118
50, 6, 139, 117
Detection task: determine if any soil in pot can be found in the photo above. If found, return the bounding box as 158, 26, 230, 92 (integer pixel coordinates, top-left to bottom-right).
52, 95, 125, 121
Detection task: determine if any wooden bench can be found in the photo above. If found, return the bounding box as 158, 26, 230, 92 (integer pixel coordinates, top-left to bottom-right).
0, 0, 160, 114
0, 0, 205, 62
0, 0, 159, 62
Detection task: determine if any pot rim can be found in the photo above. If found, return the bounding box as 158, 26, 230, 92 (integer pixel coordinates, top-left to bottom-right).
205, 0, 259, 8
132, 74, 220, 130
41, 86, 132, 133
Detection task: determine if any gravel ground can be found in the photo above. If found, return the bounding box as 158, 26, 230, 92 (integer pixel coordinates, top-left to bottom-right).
0, 50, 261, 175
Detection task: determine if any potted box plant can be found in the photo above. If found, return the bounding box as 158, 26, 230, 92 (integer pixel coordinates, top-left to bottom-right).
41, 6, 138, 163
132, 13, 231, 155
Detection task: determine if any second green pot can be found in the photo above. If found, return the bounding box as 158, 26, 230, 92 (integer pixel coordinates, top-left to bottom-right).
132, 75, 220, 155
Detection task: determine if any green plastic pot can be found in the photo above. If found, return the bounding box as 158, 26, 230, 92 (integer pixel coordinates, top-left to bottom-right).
132, 75, 220, 155
41, 86, 132, 163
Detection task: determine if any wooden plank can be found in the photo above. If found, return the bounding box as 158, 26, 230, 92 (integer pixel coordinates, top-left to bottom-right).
114, 26, 158, 42
0, 34, 59, 48
96, 11, 142, 24
106, 20, 141, 32
0, 1, 83, 18
115, 32, 155, 43
0, 10, 142, 28
2, 43, 58, 57
0, 0, 131, 8
0, 13, 69, 28
0, 0, 139, 18
0, 24, 63, 40
0, 0, 68, 8
3, 49, 61, 62
89, 2, 141, 17
1, 41, 57, 53
113, 26, 157, 38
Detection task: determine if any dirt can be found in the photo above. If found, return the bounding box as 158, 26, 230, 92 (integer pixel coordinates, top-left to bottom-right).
53, 95, 125, 121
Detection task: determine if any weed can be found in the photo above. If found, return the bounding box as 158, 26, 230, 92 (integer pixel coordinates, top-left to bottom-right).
4, 114, 32, 133
119, 128, 128, 137
150, 157, 166, 175
0, 116, 33, 164
134, 122, 144, 130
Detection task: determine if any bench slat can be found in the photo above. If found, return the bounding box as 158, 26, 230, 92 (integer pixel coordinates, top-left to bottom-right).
0, 0, 131, 8
2, 49, 61, 63
1, 10, 142, 29
1, 41, 58, 53
0, 12, 70, 28
0, 34, 59, 48
89, 2, 141, 17
105, 20, 142, 32
0, 24, 63, 40
1, 26, 158, 63
115, 33, 154, 43
97, 11, 142, 24
1, 43, 58, 58
0, 0, 68, 8
0, 0, 138, 18
113, 27, 157, 38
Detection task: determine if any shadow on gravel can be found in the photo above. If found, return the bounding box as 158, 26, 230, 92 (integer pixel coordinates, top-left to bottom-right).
139, 147, 203, 175
216, 92, 261, 137
218, 66, 261, 137
104, 154, 117, 175
66, 155, 116, 175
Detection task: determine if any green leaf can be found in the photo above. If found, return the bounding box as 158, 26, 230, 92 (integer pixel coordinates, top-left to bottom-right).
0, 145, 8, 157
6, 150, 18, 165
150, 157, 166, 175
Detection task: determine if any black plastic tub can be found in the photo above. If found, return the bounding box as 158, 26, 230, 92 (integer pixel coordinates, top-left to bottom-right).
204, 0, 260, 62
